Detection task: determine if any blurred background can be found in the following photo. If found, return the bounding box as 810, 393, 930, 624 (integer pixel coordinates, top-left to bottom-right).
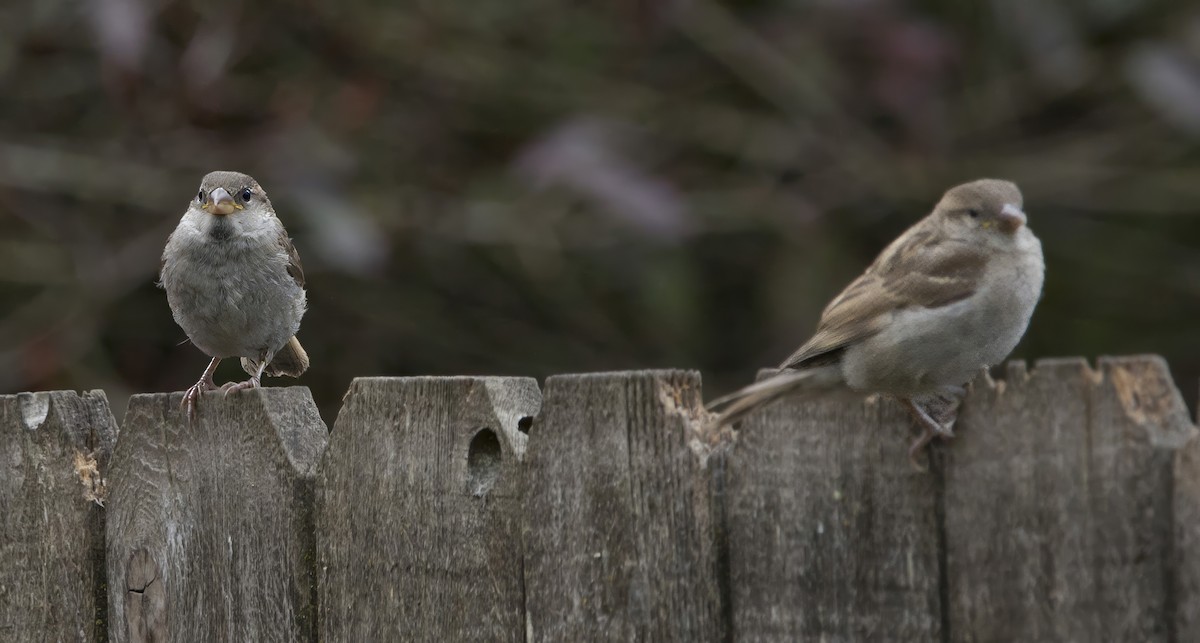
2, 0, 1198, 425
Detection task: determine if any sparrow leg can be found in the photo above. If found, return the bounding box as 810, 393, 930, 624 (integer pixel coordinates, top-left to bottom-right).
221, 357, 268, 396
182, 357, 222, 421
900, 397, 955, 471
907, 427, 937, 470
937, 384, 967, 402
904, 398, 956, 438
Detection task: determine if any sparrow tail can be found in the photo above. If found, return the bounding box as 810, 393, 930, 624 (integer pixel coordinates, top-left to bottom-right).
241, 335, 310, 379
705, 366, 844, 428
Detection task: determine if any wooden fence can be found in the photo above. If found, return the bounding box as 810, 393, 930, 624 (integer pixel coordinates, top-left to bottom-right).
1, 355, 1198, 641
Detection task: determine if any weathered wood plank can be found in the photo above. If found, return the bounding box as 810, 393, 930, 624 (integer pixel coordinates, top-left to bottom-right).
317, 376, 540, 641
1174, 382, 1200, 639
0, 390, 117, 642
105, 388, 327, 643
721, 377, 942, 640
522, 370, 723, 641
943, 356, 1196, 642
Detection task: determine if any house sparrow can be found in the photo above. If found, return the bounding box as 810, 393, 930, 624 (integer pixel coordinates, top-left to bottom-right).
160, 171, 309, 420
707, 179, 1044, 467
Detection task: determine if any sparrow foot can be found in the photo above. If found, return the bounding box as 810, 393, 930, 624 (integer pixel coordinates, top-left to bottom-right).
181, 383, 209, 422
901, 396, 958, 471
181, 357, 222, 422
221, 376, 261, 396
907, 428, 937, 472
902, 398, 956, 438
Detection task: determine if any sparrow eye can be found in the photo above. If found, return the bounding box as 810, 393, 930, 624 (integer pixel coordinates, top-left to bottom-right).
241, 188, 253, 203
196, 189, 204, 202
968, 209, 980, 218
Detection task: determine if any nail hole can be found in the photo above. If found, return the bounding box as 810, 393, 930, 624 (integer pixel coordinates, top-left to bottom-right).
517, 416, 533, 435
467, 428, 502, 497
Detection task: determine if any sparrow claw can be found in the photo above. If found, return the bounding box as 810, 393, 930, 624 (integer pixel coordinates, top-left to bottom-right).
181, 385, 201, 422
222, 377, 261, 397
181, 377, 218, 422
902, 398, 953, 431
907, 429, 935, 472
901, 396, 958, 470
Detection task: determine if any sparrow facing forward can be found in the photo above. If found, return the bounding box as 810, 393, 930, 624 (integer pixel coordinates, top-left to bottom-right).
707, 179, 1045, 467
160, 171, 309, 419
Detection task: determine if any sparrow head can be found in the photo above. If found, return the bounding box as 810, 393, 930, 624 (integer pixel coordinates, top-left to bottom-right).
192, 171, 272, 218
935, 179, 1026, 235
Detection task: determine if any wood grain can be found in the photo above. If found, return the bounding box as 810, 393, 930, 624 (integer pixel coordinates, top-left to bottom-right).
1173, 380, 1200, 639
721, 375, 941, 641
317, 376, 541, 641
104, 387, 327, 643
522, 370, 723, 641
943, 356, 1197, 641
3, 354, 1199, 640
0, 390, 117, 642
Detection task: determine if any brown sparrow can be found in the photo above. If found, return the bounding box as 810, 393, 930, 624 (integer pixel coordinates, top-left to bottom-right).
160, 171, 309, 420
707, 179, 1045, 467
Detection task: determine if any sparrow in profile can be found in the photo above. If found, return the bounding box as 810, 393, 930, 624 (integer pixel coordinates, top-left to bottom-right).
707, 179, 1044, 467
160, 171, 309, 420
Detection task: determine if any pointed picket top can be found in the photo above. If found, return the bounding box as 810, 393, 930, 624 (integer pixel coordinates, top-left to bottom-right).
318, 376, 540, 641
0, 390, 118, 643
105, 387, 327, 643
945, 354, 1195, 641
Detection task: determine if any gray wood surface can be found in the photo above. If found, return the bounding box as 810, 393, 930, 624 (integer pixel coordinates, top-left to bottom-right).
0, 390, 117, 642
522, 370, 723, 642
104, 388, 327, 643
722, 377, 942, 641
1174, 381, 1200, 639
943, 356, 1196, 642
317, 376, 541, 642
4, 354, 1200, 640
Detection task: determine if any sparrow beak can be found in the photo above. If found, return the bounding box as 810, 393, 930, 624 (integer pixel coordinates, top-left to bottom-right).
998, 203, 1026, 233
205, 187, 239, 216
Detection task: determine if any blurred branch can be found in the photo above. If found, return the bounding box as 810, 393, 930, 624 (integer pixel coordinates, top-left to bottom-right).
0, 142, 185, 208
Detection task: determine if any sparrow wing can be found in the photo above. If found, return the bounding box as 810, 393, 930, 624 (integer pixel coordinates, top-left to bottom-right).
158, 233, 171, 285
781, 223, 989, 370
242, 228, 309, 379
278, 228, 305, 289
